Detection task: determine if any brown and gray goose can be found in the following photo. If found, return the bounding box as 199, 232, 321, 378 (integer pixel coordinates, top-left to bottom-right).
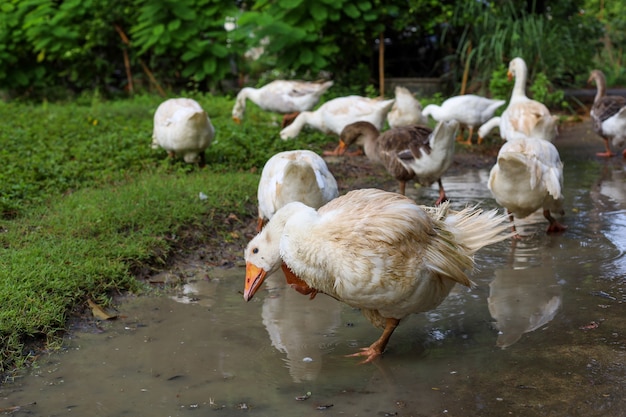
332, 120, 458, 203
588, 69, 626, 158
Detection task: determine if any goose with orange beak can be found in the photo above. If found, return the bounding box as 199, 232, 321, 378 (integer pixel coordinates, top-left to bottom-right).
243, 189, 512, 363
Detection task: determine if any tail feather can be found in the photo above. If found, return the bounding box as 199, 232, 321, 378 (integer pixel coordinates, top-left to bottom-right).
442, 204, 514, 255
421, 202, 513, 288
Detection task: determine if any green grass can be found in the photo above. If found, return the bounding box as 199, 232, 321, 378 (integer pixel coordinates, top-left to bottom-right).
0, 93, 334, 376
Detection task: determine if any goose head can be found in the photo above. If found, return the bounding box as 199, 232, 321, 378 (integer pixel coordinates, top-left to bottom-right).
244, 202, 307, 300
336, 121, 379, 156
507, 57, 527, 81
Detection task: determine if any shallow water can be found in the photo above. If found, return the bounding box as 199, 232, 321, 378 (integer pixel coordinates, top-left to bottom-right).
1, 123, 625, 417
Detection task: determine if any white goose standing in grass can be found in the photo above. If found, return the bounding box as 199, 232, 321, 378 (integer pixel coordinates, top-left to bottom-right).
387, 86, 428, 128
486, 57, 558, 143
488, 127, 567, 236
421, 95, 505, 145
333, 120, 459, 203
232, 80, 334, 126
280, 95, 395, 140
152, 98, 215, 166
256, 150, 338, 232
244, 188, 512, 363
588, 69, 626, 158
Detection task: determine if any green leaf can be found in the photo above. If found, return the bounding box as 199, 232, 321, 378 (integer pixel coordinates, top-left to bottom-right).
168, 20, 182, 31
1, 3, 14, 13
210, 43, 229, 58
172, 6, 197, 21
203, 58, 217, 75
363, 11, 377, 22
357, 1, 372, 12
310, 4, 327, 21
299, 49, 313, 65
313, 54, 328, 69
181, 49, 199, 62
344, 4, 360, 18
152, 24, 165, 37
279, 0, 304, 7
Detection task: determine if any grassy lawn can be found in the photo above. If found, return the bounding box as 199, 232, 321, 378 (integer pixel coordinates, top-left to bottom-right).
0, 93, 333, 376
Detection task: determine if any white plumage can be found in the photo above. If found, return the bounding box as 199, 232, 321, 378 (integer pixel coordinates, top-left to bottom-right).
387, 86, 428, 128
488, 136, 566, 235
244, 188, 512, 363
280, 95, 395, 140
484, 57, 557, 143
256, 150, 338, 231
232, 80, 333, 124
152, 98, 215, 165
422, 94, 505, 145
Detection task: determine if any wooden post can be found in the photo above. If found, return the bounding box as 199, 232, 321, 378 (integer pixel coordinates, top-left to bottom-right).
460, 41, 472, 95
379, 32, 385, 97
114, 24, 134, 94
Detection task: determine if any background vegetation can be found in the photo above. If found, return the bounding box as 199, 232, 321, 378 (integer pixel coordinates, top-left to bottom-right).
0, 0, 622, 100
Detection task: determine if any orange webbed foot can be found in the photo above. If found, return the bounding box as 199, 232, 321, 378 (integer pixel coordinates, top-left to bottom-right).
546, 222, 568, 234
345, 347, 383, 364
596, 151, 615, 158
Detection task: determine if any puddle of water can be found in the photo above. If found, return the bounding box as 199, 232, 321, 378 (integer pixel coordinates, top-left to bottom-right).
1, 123, 625, 416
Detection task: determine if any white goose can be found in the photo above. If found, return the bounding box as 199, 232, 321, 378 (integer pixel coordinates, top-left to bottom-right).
387, 86, 428, 128
232, 80, 333, 125
422, 95, 505, 145
152, 98, 215, 165
280, 95, 395, 140
488, 132, 567, 236
588, 69, 626, 158
335, 120, 459, 202
256, 150, 338, 232
244, 188, 512, 363
495, 57, 558, 142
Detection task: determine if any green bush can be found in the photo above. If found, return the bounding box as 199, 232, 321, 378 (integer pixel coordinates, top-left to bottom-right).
445, 1, 603, 93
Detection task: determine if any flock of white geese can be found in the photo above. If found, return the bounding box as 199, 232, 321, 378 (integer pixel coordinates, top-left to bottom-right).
151, 56, 626, 363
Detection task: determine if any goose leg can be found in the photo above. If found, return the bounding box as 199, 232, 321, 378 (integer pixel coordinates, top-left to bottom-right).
281, 112, 300, 128
456, 126, 472, 145
434, 179, 448, 205
398, 181, 406, 196
508, 211, 522, 239
544, 210, 567, 233
596, 138, 615, 157
346, 317, 399, 364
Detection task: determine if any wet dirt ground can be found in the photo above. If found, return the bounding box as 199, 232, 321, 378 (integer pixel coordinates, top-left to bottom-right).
0, 121, 624, 417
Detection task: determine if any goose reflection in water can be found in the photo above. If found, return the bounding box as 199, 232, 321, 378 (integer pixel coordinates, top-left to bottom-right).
262, 272, 342, 383
488, 241, 562, 348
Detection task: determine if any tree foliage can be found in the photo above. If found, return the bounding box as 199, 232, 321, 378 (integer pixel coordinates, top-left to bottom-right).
0, 0, 615, 98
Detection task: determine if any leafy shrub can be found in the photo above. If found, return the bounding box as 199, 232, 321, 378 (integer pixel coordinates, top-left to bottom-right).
445, 1, 603, 93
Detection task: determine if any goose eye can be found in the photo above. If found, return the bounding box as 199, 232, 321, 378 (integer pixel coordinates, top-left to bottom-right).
252, 248, 259, 254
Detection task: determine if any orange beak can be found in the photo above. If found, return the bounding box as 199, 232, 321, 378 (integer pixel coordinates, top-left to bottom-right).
244, 262, 267, 301
232, 116, 241, 124
507, 70, 513, 82
336, 140, 348, 156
